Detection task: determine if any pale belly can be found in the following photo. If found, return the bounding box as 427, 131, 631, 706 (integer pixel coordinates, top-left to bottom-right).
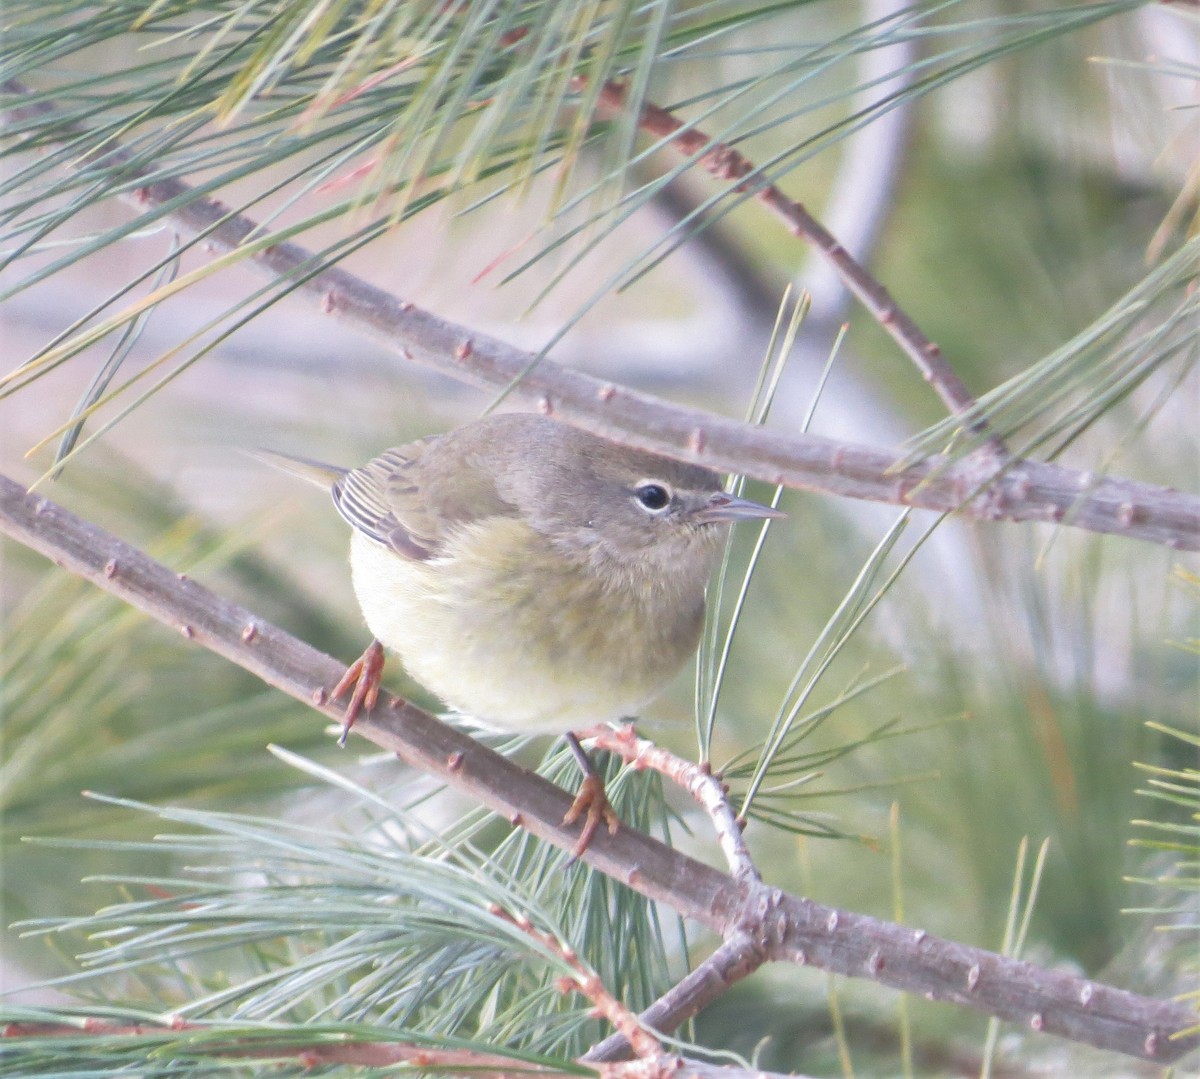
348, 522, 705, 734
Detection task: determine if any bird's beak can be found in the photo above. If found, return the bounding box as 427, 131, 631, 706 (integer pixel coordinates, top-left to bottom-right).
692, 491, 786, 524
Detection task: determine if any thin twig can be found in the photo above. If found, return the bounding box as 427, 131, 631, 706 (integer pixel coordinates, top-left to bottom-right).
2, 81, 1196, 550
583, 724, 759, 885
584, 933, 768, 1065
2, 474, 1196, 1064
794, 0, 917, 318
492, 906, 663, 1061
593, 80, 999, 449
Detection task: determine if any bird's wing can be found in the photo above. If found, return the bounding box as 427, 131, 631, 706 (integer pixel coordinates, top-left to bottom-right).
333, 434, 518, 561
333, 443, 434, 559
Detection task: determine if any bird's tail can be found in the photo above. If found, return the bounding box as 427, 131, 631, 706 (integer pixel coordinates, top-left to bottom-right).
245, 448, 347, 489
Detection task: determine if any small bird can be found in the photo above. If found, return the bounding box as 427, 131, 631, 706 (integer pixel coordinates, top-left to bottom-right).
263, 413, 782, 854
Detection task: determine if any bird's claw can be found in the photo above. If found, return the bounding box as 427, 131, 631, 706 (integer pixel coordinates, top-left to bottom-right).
330, 639, 385, 745
562, 773, 621, 860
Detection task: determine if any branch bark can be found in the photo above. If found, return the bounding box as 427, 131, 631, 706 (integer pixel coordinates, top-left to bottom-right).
3, 473, 1196, 1065
3, 81, 1197, 550
585, 933, 769, 1065
583, 724, 759, 885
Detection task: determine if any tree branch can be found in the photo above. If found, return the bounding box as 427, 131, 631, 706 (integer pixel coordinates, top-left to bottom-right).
496, 906, 667, 1061
3, 474, 1196, 1064
583, 724, 759, 885
3, 81, 1197, 550
592, 80, 995, 445
585, 933, 769, 1065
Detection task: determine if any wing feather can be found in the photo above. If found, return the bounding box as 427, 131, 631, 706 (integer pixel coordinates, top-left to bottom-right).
333, 445, 438, 559
332, 429, 520, 560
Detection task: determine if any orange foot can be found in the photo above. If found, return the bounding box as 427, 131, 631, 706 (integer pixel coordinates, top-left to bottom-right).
561, 733, 622, 859
330, 639, 385, 746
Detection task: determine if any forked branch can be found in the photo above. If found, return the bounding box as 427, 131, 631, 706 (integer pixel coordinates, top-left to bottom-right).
2, 473, 1196, 1065
2, 81, 1197, 549
593, 80, 997, 444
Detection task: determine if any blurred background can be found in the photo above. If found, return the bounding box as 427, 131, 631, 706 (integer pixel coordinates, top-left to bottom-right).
2, 2, 1197, 1075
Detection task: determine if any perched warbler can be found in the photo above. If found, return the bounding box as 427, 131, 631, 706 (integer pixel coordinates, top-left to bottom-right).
266, 413, 782, 852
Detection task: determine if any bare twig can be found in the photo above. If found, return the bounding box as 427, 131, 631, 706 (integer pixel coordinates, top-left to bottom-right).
499, 913, 788, 1075
493, 906, 663, 1061
3, 81, 1197, 550
794, 0, 917, 322
585, 933, 768, 1065
2, 474, 1197, 1064
584, 724, 759, 885
593, 80, 997, 446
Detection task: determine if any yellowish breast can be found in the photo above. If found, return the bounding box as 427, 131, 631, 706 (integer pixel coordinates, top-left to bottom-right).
348, 520, 706, 734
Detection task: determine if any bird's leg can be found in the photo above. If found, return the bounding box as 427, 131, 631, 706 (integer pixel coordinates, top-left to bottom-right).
561, 731, 621, 859
330, 639, 385, 745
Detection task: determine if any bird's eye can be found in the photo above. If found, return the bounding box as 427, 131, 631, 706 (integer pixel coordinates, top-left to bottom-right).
634, 482, 671, 512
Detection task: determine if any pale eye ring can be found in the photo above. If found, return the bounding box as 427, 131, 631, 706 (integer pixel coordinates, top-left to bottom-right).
634, 481, 671, 513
